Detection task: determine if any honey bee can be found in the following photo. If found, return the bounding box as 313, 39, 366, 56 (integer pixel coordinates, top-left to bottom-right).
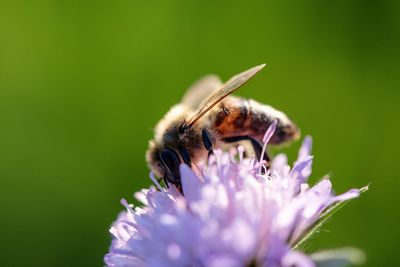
146, 64, 300, 190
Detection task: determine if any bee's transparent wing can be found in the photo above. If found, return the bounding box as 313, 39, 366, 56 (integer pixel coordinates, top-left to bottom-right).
188, 64, 266, 127
181, 75, 222, 110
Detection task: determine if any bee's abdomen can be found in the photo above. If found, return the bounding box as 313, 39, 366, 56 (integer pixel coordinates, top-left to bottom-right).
213, 96, 299, 144
214, 98, 254, 134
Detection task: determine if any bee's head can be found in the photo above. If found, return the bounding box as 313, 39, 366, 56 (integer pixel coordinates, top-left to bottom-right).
146, 120, 203, 187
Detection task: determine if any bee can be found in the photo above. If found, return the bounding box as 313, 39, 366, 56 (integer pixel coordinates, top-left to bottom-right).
146, 64, 300, 190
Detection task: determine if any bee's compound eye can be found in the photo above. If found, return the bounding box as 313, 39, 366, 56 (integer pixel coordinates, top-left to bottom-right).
160, 149, 181, 183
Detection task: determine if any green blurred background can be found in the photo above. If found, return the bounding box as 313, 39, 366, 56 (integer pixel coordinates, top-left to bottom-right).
0, 0, 399, 266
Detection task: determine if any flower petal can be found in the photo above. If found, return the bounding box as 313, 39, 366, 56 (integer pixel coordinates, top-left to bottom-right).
296, 136, 313, 162
180, 163, 203, 203
311, 247, 365, 267
282, 251, 316, 267
290, 156, 313, 183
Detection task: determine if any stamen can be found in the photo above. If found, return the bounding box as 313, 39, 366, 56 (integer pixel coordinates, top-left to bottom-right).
238, 145, 245, 163
259, 119, 278, 163
120, 199, 134, 214
149, 172, 164, 191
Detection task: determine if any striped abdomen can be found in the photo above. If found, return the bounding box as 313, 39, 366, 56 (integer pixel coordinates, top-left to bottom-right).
211, 96, 299, 144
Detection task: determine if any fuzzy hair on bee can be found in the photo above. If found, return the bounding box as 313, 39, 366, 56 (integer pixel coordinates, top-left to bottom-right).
146, 64, 300, 191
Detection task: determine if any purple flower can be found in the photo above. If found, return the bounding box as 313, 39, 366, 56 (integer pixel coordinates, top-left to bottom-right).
104, 123, 363, 267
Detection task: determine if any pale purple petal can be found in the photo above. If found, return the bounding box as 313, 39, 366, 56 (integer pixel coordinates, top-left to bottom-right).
310, 179, 332, 197
271, 153, 289, 173
104, 253, 144, 267
290, 156, 313, 184
180, 164, 203, 203
206, 254, 241, 267
296, 136, 313, 162
282, 251, 316, 267
330, 189, 360, 203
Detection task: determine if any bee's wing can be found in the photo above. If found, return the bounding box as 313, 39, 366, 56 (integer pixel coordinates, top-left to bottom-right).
188, 64, 266, 127
181, 75, 223, 110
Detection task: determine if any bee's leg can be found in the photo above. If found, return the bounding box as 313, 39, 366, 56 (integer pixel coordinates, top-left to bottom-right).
178, 147, 192, 166
202, 128, 214, 157
222, 135, 270, 165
